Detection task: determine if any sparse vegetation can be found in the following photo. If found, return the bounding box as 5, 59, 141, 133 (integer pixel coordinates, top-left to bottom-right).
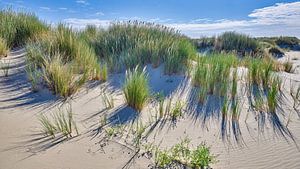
38, 106, 78, 138
150, 138, 216, 168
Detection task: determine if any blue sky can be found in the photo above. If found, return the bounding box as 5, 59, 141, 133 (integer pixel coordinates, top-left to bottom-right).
1, 0, 300, 38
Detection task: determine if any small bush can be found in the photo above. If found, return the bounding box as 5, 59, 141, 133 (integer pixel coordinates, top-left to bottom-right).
123, 66, 150, 112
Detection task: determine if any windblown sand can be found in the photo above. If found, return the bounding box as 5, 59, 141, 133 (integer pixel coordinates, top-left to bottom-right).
1, 49, 300, 169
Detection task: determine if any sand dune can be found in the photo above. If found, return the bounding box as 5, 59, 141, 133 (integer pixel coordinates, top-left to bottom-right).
1, 49, 300, 169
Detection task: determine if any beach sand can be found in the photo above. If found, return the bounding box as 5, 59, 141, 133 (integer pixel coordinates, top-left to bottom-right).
1, 49, 300, 169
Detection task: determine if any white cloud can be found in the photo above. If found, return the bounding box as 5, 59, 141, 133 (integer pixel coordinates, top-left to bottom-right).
59, 7, 68, 10
64, 2, 300, 38
95, 11, 104, 16
148, 18, 172, 23
167, 2, 300, 37
39, 6, 51, 10
64, 18, 111, 29
76, 0, 89, 5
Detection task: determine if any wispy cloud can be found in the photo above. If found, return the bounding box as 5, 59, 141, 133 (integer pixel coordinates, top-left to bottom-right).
76, 0, 89, 5
95, 11, 104, 16
64, 2, 300, 38
39, 6, 57, 12
167, 2, 300, 37
148, 18, 172, 23
64, 18, 111, 28
59, 7, 68, 10
40, 6, 51, 10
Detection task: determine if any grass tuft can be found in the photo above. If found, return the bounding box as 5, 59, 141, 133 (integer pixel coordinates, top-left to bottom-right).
123, 66, 150, 112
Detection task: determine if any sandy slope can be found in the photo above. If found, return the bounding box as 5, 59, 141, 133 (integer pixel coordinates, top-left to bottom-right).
0, 49, 300, 169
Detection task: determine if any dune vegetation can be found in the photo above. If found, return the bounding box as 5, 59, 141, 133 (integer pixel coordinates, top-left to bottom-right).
0, 38, 8, 58
81, 21, 197, 74
2, 8, 300, 169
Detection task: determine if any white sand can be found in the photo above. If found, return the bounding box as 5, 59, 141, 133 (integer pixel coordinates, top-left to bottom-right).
1, 49, 300, 169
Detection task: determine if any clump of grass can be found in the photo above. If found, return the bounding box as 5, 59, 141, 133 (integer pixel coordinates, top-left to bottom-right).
26, 24, 107, 98
267, 77, 281, 113
283, 61, 293, 73
123, 66, 149, 112
39, 115, 56, 137
0, 9, 48, 48
92, 21, 196, 74
193, 54, 237, 98
132, 121, 147, 147
199, 85, 208, 105
275, 36, 300, 49
214, 31, 259, 56
38, 106, 78, 138
171, 101, 184, 121
105, 125, 124, 138
26, 64, 41, 92
231, 70, 238, 100
101, 89, 114, 109
0, 38, 8, 58
0, 59, 10, 77
42, 55, 79, 97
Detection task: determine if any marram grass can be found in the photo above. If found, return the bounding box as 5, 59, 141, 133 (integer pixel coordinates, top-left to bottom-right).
123, 66, 149, 112
0, 9, 48, 48
0, 38, 8, 57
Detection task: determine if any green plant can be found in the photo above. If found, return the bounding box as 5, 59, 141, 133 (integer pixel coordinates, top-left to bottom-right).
133, 121, 147, 146
199, 85, 208, 105
38, 105, 78, 138
231, 70, 238, 100
53, 106, 78, 138
105, 125, 123, 138
154, 149, 173, 168
0, 9, 48, 48
171, 137, 191, 163
214, 31, 259, 56
0, 38, 8, 57
92, 21, 196, 74
101, 89, 114, 109
26, 64, 41, 92
171, 101, 184, 121
0, 59, 10, 77
123, 66, 149, 112
283, 61, 293, 73
39, 114, 56, 137
190, 143, 216, 169
267, 77, 281, 113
